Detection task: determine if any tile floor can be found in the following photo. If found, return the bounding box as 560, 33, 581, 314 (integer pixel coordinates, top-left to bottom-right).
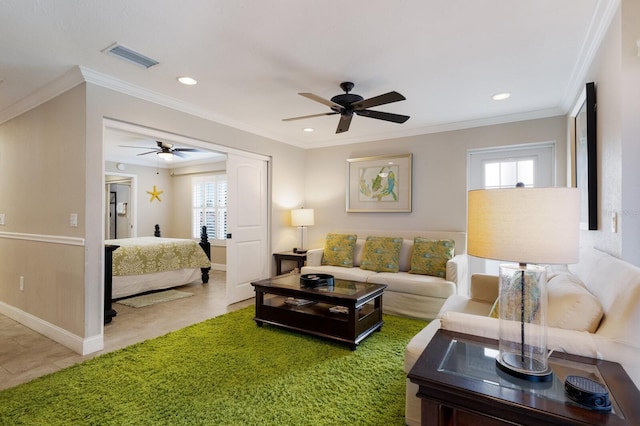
0, 271, 253, 391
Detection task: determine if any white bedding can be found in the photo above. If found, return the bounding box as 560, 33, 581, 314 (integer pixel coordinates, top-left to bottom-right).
112, 268, 202, 299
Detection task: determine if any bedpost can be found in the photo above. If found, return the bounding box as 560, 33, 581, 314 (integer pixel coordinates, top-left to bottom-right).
154, 224, 161, 237
199, 226, 211, 283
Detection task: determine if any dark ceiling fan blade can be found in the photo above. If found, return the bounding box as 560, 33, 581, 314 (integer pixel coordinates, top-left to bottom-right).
282, 112, 339, 122
351, 91, 406, 110
136, 150, 158, 156
173, 147, 202, 152
299, 93, 344, 110
336, 114, 353, 133
119, 145, 157, 149
172, 151, 188, 158
355, 109, 410, 123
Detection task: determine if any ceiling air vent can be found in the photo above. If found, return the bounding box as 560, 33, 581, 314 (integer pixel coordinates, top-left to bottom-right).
103, 43, 159, 69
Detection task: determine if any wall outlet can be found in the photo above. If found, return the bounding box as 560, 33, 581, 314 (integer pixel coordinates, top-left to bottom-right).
19, 276, 24, 291
0, 213, 5, 225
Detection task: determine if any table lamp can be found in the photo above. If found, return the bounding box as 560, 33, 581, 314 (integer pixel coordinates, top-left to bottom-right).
467, 187, 579, 381
291, 207, 314, 254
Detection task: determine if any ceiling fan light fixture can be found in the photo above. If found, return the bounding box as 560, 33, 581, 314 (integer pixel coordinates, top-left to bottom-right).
177, 76, 198, 85
157, 152, 174, 161
492, 92, 511, 101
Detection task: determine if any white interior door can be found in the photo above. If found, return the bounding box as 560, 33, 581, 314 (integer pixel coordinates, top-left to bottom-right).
226, 153, 269, 304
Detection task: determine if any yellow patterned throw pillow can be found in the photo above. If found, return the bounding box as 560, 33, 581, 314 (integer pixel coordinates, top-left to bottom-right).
321, 233, 358, 267
409, 238, 455, 278
360, 236, 403, 272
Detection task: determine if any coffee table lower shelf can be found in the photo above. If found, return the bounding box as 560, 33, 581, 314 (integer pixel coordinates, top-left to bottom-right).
254, 294, 383, 349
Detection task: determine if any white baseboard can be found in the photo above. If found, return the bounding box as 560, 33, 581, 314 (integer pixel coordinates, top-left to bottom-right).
211, 263, 226, 271
0, 302, 103, 355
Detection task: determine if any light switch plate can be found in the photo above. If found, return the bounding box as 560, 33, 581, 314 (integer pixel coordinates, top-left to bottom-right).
0, 213, 5, 225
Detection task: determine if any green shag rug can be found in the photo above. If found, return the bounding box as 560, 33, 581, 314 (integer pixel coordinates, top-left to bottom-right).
0, 307, 427, 425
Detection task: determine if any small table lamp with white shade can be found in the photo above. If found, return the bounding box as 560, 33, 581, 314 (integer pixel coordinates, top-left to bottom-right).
467, 187, 579, 382
291, 208, 314, 254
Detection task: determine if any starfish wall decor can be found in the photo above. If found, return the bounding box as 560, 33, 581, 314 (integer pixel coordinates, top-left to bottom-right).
147, 185, 163, 202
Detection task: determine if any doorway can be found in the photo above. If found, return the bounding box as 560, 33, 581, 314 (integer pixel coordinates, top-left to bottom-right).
105, 175, 134, 239
102, 118, 271, 308
467, 142, 556, 275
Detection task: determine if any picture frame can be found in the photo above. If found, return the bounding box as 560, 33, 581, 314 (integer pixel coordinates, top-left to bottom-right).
571, 82, 597, 230
346, 154, 412, 212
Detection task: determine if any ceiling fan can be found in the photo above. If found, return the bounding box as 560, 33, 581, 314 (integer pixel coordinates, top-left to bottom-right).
120, 141, 202, 160
282, 82, 410, 133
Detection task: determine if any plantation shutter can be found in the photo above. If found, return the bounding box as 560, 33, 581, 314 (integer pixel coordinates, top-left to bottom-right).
192, 175, 227, 240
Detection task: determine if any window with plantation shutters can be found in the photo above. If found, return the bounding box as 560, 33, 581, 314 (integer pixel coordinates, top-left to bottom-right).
192, 175, 227, 240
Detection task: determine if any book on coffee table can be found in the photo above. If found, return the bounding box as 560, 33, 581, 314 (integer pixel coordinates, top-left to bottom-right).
285, 297, 315, 306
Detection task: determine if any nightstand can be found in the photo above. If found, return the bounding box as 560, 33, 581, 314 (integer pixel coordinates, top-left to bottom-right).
273, 251, 307, 275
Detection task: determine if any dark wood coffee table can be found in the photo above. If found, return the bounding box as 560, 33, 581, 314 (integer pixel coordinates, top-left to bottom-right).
251, 274, 386, 349
408, 329, 640, 425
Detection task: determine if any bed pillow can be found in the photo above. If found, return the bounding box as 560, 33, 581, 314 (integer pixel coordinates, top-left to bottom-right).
360, 236, 403, 272
321, 233, 358, 267
409, 238, 455, 278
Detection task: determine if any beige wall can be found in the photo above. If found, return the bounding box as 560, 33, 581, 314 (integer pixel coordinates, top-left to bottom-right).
303, 116, 568, 250
0, 85, 87, 337
567, 1, 640, 265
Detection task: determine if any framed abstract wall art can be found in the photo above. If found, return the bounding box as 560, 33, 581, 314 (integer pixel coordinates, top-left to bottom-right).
346, 154, 412, 212
572, 82, 597, 230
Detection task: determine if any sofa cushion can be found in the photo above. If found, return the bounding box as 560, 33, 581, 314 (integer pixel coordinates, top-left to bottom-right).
321, 233, 357, 267
409, 238, 455, 278
301, 264, 377, 282
360, 236, 403, 272
547, 273, 603, 333
367, 272, 456, 298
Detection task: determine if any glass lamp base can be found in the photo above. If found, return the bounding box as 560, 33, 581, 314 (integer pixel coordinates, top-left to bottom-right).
496, 352, 553, 382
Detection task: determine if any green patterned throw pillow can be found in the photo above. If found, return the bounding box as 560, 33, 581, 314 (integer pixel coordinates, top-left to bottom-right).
360, 236, 403, 272
322, 233, 357, 267
409, 238, 455, 278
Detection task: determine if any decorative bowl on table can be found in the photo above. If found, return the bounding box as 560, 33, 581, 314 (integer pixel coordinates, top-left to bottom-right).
300, 273, 334, 288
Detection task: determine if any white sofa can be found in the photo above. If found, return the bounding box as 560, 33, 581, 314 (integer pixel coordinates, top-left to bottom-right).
301, 230, 468, 321
404, 246, 640, 426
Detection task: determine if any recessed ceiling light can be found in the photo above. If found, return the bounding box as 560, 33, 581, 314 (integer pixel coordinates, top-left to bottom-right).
177, 76, 197, 85
492, 92, 511, 101
303, 127, 315, 132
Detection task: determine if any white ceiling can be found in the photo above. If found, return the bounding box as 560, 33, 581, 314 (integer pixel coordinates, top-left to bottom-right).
0, 0, 615, 157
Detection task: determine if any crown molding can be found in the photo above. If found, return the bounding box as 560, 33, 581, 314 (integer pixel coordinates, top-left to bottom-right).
0, 67, 85, 124
561, 0, 620, 111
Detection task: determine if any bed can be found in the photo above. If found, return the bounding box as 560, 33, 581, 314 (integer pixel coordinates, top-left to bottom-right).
105, 226, 212, 300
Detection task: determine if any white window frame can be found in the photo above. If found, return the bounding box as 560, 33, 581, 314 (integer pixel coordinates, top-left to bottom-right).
467, 142, 556, 275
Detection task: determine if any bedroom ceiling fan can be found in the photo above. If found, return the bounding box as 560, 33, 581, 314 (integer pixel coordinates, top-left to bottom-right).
120, 141, 202, 160
282, 82, 410, 134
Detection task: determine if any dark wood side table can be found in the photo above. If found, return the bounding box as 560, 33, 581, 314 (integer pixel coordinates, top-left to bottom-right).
273, 251, 307, 275
408, 329, 640, 425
